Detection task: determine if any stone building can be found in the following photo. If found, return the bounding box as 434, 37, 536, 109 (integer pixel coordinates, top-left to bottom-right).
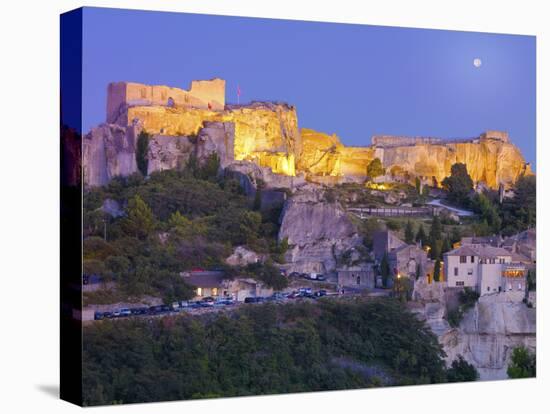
337, 265, 375, 289
182, 271, 273, 301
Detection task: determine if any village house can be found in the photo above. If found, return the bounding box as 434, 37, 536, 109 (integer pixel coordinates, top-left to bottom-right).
443, 245, 527, 297
337, 264, 375, 289
372, 231, 430, 287
501, 228, 536, 263
181, 271, 273, 301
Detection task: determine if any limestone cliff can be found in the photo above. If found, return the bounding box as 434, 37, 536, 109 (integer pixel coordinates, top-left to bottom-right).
278, 189, 362, 273
119, 102, 300, 176
378, 138, 532, 189
85, 78, 533, 190
412, 286, 536, 381
83, 123, 139, 186
441, 294, 536, 380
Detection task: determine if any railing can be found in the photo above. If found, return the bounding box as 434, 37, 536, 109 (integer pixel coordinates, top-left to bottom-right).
348, 206, 435, 218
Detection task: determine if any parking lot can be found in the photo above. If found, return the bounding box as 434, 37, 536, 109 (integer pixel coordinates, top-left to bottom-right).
92, 287, 339, 321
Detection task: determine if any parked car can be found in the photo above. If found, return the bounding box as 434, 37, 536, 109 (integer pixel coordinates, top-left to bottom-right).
289, 272, 301, 278
171, 302, 181, 311
201, 297, 215, 304
94, 311, 104, 320
178, 301, 190, 308
189, 301, 202, 309
111, 310, 122, 318
244, 297, 257, 304
316, 274, 326, 281
103, 311, 114, 319
314, 289, 328, 297
131, 307, 148, 315
160, 305, 172, 313
299, 287, 313, 295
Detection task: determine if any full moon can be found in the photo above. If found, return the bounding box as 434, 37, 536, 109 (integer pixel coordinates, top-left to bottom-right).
473, 58, 482, 68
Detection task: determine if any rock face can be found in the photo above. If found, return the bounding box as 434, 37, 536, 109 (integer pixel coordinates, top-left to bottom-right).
299, 129, 531, 189
279, 190, 362, 273
413, 289, 536, 381
85, 79, 533, 190
122, 102, 300, 176
441, 294, 536, 380
83, 123, 139, 187
378, 137, 532, 189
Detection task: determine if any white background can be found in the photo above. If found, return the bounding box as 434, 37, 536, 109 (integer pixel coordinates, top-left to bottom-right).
0, 0, 547, 412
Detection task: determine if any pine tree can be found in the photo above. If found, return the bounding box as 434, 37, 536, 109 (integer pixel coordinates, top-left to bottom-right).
429, 215, 442, 246
416, 224, 428, 246
404, 220, 415, 244
451, 226, 462, 245
380, 253, 391, 288
122, 195, 155, 239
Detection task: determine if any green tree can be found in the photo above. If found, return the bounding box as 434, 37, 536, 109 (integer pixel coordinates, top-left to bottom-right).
501, 175, 536, 234
136, 130, 150, 176
447, 355, 479, 382
441, 163, 474, 206
122, 195, 155, 239
429, 216, 443, 258
404, 220, 415, 244
441, 237, 452, 256
450, 226, 461, 245
415, 224, 428, 246
367, 158, 385, 178
507, 346, 536, 378
472, 193, 502, 233
380, 252, 391, 288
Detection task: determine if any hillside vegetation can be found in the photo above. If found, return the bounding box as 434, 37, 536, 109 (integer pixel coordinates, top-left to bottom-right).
83, 298, 453, 405
83, 157, 288, 304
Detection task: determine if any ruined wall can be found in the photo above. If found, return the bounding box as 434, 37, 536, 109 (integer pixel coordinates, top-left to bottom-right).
107, 78, 225, 123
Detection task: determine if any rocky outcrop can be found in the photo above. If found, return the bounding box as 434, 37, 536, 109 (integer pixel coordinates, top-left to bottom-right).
226, 246, 262, 267
224, 161, 306, 195
83, 123, 139, 187
123, 102, 301, 176
86, 78, 533, 190
147, 135, 195, 174
440, 294, 536, 380
278, 190, 362, 273
378, 138, 532, 189
413, 290, 536, 381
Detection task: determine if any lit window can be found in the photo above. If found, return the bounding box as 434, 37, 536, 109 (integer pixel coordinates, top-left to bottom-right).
212, 287, 218, 296
197, 287, 203, 296
518, 283, 522, 290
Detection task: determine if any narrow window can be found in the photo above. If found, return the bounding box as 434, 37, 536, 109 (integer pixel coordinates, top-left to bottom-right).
471, 256, 475, 263
454, 267, 459, 276
356, 276, 361, 285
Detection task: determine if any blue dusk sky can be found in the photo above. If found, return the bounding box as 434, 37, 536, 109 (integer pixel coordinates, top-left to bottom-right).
80, 7, 536, 168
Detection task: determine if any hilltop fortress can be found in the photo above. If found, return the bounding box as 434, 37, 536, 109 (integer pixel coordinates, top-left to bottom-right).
83, 78, 532, 189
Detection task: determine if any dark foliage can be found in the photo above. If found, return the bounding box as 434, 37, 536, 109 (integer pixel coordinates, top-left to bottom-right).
82, 299, 448, 405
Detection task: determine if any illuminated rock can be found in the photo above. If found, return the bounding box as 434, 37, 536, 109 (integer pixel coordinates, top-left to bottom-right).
122, 102, 300, 176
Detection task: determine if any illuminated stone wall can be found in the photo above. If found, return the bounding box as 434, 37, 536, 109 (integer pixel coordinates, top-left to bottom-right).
107, 78, 225, 123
